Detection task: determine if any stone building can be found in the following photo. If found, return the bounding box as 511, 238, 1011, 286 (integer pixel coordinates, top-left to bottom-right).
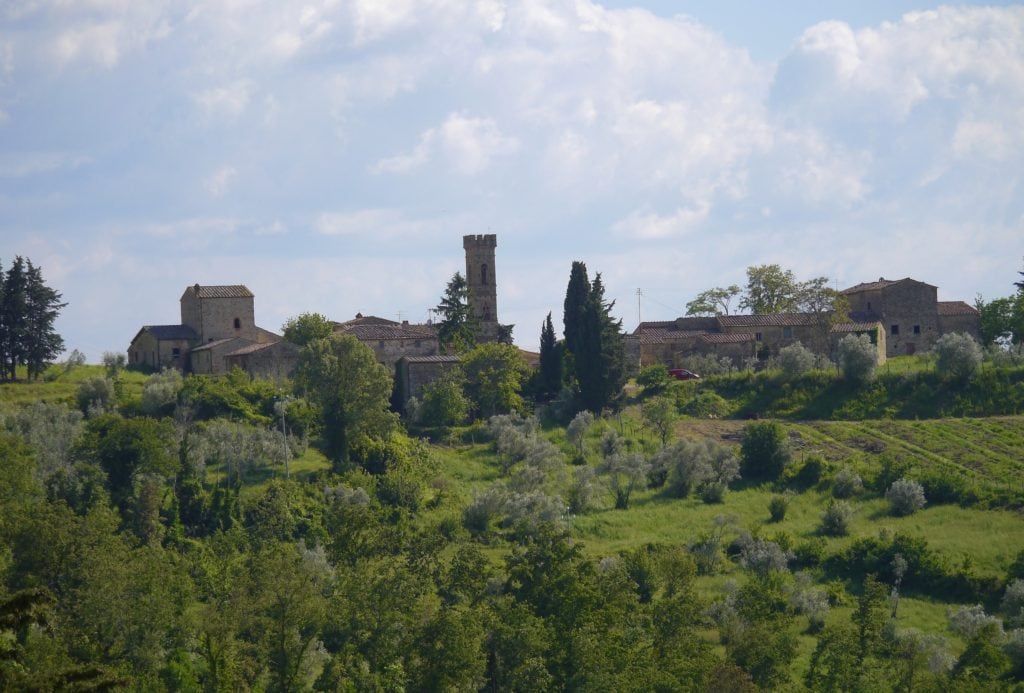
333, 315, 441, 372
463, 234, 502, 342
128, 284, 295, 377
628, 275, 976, 371
842, 278, 980, 357
394, 354, 463, 405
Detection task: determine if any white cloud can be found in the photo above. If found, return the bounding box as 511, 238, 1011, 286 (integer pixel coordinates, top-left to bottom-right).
204, 165, 238, 196
373, 112, 518, 176
0, 152, 91, 177
194, 81, 254, 120
611, 202, 712, 239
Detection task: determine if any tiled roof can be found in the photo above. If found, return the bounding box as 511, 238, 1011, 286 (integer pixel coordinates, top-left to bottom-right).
336, 323, 438, 341
718, 313, 817, 327
636, 328, 707, 345
831, 322, 879, 333
186, 284, 253, 299
699, 332, 756, 344
842, 277, 936, 294
937, 301, 979, 316
142, 324, 197, 340
190, 337, 243, 353
632, 320, 676, 335
400, 355, 462, 364
227, 340, 299, 357
335, 315, 399, 327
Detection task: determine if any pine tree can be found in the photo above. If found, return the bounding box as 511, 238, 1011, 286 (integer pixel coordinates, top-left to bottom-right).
538, 312, 563, 399
562, 261, 590, 357
23, 259, 66, 380
0, 257, 29, 380
436, 272, 478, 352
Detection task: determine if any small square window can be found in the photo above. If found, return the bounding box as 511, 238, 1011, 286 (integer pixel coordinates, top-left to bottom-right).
867, 302, 872, 310
913, 325, 920, 334
891, 324, 900, 335
755, 332, 763, 342
172, 348, 181, 357
782, 327, 793, 338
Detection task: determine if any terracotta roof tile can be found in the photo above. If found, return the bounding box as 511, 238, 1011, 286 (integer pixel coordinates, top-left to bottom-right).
937, 301, 979, 316
699, 332, 756, 344
336, 323, 438, 341
142, 324, 197, 340
186, 285, 253, 299
717, 313, 816, 327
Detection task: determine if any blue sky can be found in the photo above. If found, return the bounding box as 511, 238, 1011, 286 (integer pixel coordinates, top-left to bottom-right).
2, 1, 1023, 359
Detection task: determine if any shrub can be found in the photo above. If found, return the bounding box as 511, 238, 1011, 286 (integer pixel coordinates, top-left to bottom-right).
932, 332, 983, 382
740, 420, 792, 481
1003, 579, 1024, 628
768, 494, 790, 523
837, 333, 878, 384
566, 410, 594, 462
738, 537, 791, 577
819, 500, 853, 536
776, 342, 815, 380
794, 456, 825, 489
832, 467, 863, 499
680, 391, 731, 418
886, 478, 927, 516
699, 481, 727, 504
141, 368, 183, 416
76, 377, 116, 415
679, 353, 735, 376
659, 439, 739, 499
637, 364, 671, 392
418, 372, 469, 427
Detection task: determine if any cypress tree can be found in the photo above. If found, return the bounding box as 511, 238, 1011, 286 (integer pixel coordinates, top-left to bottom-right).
436, 272, 478, 352
538, 312, 563, 399
23, 259, 66, 380
562, 261, 590, 357
0, 257, 28, 380
576, 273, 625, 412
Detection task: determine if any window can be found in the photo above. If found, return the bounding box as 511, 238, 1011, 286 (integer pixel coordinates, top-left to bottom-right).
755, 332, 763, 342
234, 318, 241, 329
782, 327, 793, 338
172, 348, 181, 357
483, 307, 492, 320
913, 325, 921, 334
867, 301, 872, 310
891, 324, 899, 335
481, 263, 488, 285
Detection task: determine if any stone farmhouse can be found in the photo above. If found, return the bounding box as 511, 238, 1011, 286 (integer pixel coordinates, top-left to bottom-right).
128, 284, 298, 379
627, 276, 979, 370
333, 314, 440, 372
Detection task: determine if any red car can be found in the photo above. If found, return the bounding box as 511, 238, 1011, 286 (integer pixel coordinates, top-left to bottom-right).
668, 368, 701, 381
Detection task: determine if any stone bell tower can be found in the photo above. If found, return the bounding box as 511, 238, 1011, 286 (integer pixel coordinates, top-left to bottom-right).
463, 234, 499, 342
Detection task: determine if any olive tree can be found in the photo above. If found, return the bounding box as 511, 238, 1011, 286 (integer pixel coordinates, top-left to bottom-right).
932, 332, 983, 382
836, 333, 878, 384
886, 478, 926, 516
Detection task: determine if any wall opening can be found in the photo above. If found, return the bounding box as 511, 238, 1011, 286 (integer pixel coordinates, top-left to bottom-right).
481, 263, 488, 285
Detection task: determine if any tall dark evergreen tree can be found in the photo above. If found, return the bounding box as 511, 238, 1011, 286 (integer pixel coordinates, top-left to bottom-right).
436, 272, 478, 353
538, 312, 563, 399
575, 273, 625, 412
24, 259, 66, 380
1, 257, 29, 381
562, 261, 590, 357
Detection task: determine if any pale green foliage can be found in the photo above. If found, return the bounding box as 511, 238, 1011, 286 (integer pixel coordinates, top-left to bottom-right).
886, 478, 927, 516
76, 377, 115, 415
141, 368, 183, 416
680, 353, 735, 376
737, 536, 791, 577
686, 284, 741, 316
102, 351, 126, 377
820, 500, 853, 536
932, 332, 983, 381
598, 451, 649, 509
658, 438, 740, 500
281, 312, 334, 346
836, 333, 878, 383
464, 486, 567, 534
832, 467, 863, 498
1002, 579, 1024, 628
642, 395, 678, 446
948, 605, 1003, 641
2, 400, 82, 480
194, 419, 283, 484
776, 341, 815, 380
566, 410, 594, 458
567, 465, 597, 514
790, 572, 831, 631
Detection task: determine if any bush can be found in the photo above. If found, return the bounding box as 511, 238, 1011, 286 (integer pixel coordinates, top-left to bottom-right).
832, 467, 863, 499
932, 332, 983, 382
141, 368, 183, 416
1002, 579, 1024, 628
658, 439, 740, 499
76, 377, 116, 415
776, 342, 815, 380
418, 372, 469, 427
768, 494, 791, 523
679, 353, 735, 376
794, 456, 825, 489
819, 500, 853, 536
837, 333, 878, 384
636, 364, 671, 392
680, 391, 731, 418
740, 420, 791, 481
886, 478, 927, 516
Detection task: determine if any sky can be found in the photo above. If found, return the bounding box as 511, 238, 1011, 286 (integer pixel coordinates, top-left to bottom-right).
2, 1, 1023, 360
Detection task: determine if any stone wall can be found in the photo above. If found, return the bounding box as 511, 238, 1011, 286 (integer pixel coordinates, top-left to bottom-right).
181, 288, 257, 343
395, 356, 462, 406
224, 342, 300, 381
369, 337, 441, 372
877, 281, 939, 357
464, 234, 499, 341
128, 332, 190, 370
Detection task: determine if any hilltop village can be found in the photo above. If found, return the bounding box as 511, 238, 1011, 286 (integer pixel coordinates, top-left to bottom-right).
128, 235, 981, 400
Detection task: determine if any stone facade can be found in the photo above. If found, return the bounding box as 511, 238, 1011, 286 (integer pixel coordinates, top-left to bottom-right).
463, 234, 500, 341
128, 284, 295, 378
395, 354, 463, 405
333, 316, 441, 371
842, 278, 979, 357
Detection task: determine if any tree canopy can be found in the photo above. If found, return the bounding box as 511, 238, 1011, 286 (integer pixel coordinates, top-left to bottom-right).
0, 257, 66, 380
281, 312, 334, 346
436, 272, 478, 352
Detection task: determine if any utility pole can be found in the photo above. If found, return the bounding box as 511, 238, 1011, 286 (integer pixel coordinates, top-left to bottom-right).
636, 288, 643, 370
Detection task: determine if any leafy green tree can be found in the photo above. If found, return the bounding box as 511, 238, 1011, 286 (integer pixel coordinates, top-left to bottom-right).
686, 285, 741, 316
436, 272, 478, 352
462, 342, 528, 419
740, 264, 799, 314
837, 333, 878, 383
776, 342, 815, 380
0, 257, 28, 381
976, 295, 1016, 346
740, 420, 791, 481
563, 261, 591, 357
575, 274, 625, 412
598, 451, 649, 509
417, 369, 469, 427
565, 410, 593, 460
932, 332, 983, 381
642, 395, 678, 447
22, 260, 66, 380
294, 334, 397, 469
281, 312, 334, 346
538, 312, 563, 399
636, 363, 671, 392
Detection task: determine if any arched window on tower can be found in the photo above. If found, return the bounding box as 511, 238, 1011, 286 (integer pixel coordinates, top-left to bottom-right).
481, 263, 488, 285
